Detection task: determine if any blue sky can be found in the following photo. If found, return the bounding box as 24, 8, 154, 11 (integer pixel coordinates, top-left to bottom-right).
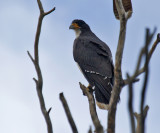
0, 0, 160, 133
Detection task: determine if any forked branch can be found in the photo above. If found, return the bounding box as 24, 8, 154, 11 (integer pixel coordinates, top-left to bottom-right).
107, 0, 132, 132
124, 30, 160, 86
27, 0, 55, 133
107, 1, 159, 133
134, 106, 149, 133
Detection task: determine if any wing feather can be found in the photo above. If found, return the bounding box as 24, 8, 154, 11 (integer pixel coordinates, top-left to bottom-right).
73, 34, 114, 105
73, 37, 114, 79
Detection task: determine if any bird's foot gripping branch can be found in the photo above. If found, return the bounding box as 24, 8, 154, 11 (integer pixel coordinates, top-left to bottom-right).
79, 83, 104, 133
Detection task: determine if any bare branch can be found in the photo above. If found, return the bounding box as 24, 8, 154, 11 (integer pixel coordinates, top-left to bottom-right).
37, 0, 44, 13
108, 1, 157, 133
124, 78, 140, 85
148, 32, 160, 62
59, 93, 78, 133
123, 30, 160, 86
127, 74, 136, 133
37, 0, 55, 16
79, 83, 103, 133
126, 29, 151, 133
124, 28, 155, 133
36, 87, 53, 133
28, 1, 56, 133
27, 51, 35, 64
33, 78, 38, 84
134, 105, 149, 119
48, 107, 52, 114
44, 7, 56, 16
107, 0, 131, 132
134, 106, 149, 133
140, 36, 149, 133
134, 47, 145, 76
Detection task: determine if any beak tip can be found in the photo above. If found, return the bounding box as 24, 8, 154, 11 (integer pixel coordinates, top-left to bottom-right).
69, 25, 74, 29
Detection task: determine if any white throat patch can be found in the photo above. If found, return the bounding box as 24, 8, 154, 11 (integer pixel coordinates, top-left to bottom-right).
74, 29, 81, 38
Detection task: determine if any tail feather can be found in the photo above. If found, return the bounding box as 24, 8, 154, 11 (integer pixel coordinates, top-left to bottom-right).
94, 80, 112, 104
79, 67, 113, 110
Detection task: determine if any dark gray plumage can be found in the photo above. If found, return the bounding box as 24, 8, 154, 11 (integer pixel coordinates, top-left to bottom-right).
69, 19, 114, 110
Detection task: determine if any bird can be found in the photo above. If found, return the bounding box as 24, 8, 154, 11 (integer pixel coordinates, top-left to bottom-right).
69, 19, 114, 110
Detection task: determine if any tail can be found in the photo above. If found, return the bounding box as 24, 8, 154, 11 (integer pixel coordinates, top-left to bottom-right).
94, 77, 113, 110
94, 84, 111, 110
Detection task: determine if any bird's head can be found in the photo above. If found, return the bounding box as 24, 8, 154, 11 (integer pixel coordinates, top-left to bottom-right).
69, 19, 90, 38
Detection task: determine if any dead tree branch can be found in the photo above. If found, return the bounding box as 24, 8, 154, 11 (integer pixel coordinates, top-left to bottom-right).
79, 83, 104, 133
107, 0, 132, 133
138, 30, 150, 133
59, 93, 78, 133
27, 0, 55, 133
134, 106, 149, 133
109, 1, 160, 133
125, 28, 159, 133
127, 74, 136, 133
124, 30, 160, 86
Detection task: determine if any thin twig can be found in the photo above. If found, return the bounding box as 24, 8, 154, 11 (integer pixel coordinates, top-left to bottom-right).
140, 32, 150, 133
127, 74, 136, 133
79, 83, 103, 133
48, 107, 52, 114
44, 7, 56, 16
28, 0, 55, 133
59, 93, 78, 133
33, 78, 38, 84
27, 51, 35, 64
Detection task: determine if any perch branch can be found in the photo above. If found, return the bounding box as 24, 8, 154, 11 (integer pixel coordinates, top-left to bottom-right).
28, 0, 55, 133
79, 83, 103, 133
107, 0, 132, 133
59, 93, 78, 133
